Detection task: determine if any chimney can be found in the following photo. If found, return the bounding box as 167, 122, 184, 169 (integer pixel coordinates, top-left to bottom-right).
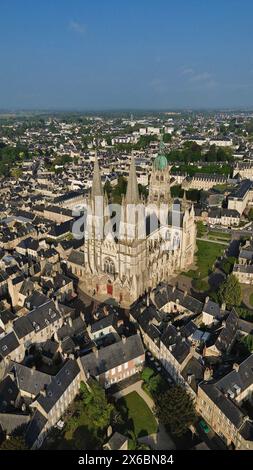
172, 285, 176, 293
107, 425, 113, 438
122, 335, 127, 344
204, 367, 213, 381
233, 363, 240, 372
187, 373, 193, 384
221, 302, 226, 311
205, 296, 210, 304
103, 306, 109, 316
80, 311, 85, 321
92, 346, 99, 358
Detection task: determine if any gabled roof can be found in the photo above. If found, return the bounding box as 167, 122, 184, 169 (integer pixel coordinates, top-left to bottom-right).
36, 359, 80, 414
79, 334, 144, 376
12, 362, 51, 397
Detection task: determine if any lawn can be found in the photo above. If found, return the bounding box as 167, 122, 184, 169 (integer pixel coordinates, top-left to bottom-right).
249, 293, 253, 308
185, 239, 225, 280
208, 230, 231, 241
116, 391, 158, 438
213, 184, 234, 193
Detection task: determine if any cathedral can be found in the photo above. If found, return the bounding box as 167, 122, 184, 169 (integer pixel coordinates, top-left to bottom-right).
78, 144, 196, 307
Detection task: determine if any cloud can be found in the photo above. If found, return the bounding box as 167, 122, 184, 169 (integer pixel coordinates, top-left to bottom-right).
180, 67, 217, 88
189, 72, 212, 82
69, 20, 86, 35
181, 67, 194, 76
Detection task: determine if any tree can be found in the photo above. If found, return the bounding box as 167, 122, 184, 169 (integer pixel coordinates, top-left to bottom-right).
186, 189, 200, 202
218, 274, 242, 308
104, 180, 112, 197
171, 185, 184, 198
10, 168, 23, 179
138, 183, 148, 199
196, 221, 207, 238
111, 176, 127, 203
79, 380, 113, 430
248, 208, 253, 221
0, 436, 28, 450
220, 257, 236, 275
163, 133, 172, 143
141, 367, 154, 383
241, 334, 253, 353
155, 385, 196, 437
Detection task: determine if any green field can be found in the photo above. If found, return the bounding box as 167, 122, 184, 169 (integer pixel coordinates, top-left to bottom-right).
116, 391, 158, 438
249, 293, 253, 308
208, 230, 231, 242
185, 239, 225, 280
212, 184, 234, 193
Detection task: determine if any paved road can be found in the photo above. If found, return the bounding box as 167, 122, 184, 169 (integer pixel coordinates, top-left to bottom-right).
113, 381, 176, 450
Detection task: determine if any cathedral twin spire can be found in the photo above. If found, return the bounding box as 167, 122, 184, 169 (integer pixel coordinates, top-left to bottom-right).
125, 154, 140, 205
91, 151, 140, 204
91, 151, 103, 199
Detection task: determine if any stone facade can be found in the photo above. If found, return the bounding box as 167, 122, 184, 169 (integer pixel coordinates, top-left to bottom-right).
78, 150, 196, 307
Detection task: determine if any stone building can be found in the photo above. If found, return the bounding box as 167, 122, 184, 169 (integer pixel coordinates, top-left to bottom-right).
74, 148, 196, 307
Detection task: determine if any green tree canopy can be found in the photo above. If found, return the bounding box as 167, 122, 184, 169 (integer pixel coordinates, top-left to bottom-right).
111, 175, 127, 203
241, 334, 253, 353
78, 380, 113, 430
0, 435, 28, 450
162, 133, 172, 143
155, 385, 196, 437
248, 208, 253, 221
218, 274, 242, 308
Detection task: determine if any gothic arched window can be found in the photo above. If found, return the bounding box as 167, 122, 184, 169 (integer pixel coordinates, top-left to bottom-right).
104, 258, 115, 274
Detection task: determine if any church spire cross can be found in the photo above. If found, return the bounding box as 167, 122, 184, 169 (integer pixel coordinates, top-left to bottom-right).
91, 151, 103, 199
125, 154, 140, 205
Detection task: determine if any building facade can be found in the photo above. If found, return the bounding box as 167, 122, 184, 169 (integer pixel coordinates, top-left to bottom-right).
77, 149, 196, 307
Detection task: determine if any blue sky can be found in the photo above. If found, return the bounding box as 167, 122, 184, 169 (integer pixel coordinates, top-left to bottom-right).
0, 0, 252, 109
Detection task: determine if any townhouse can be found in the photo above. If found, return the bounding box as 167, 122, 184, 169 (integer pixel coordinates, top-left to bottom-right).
78, 334, 145, 389
196, 355, 253, 450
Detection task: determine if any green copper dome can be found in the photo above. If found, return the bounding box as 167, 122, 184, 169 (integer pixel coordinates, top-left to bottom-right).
154, 154, 168, 170
154, 139, 168, 170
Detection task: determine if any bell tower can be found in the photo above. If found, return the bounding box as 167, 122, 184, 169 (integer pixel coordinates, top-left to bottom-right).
148, 140, 172, 204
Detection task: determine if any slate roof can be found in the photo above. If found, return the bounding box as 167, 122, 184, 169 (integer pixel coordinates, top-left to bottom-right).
12, 363, 51, 397
181, 356, 205, 393
161, 325, 191, 364
36, 359, 80, 414
216, 354, 253, 396
13, 300, 61, 340
68, 250, 84, 266
91, 313, 116, 334
200, 381, 245, 429
214, 310, 238, 353
203, 299, 221, 319
105, 432, 128, 450
0, 376, 20, 411
79, 334, 145, 376
154, 284, 203, 314
0, 412, 30, 435
25, 409, 48, 449
0, 331, 20, 358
